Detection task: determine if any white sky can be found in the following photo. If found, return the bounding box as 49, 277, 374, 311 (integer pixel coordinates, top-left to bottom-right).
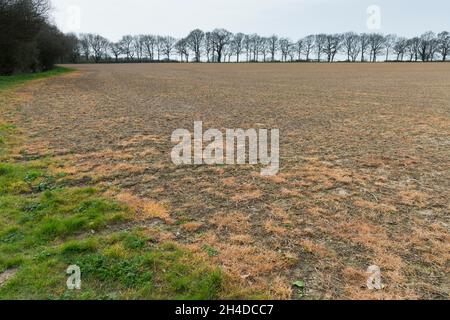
51, 0, 450, 42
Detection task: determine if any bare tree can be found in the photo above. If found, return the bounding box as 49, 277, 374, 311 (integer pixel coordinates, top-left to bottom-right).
384, 34, 396, 61
230, 33, 245, 62
248, 34, 257, 61
349, 38, 361, 62
249, 34, 262, 61
260, 37, 270, 62
160, 36, 176, 60
437, 31, 450, 61
393, 37, 408, 61
331, 35, 343, 62
141, 35, 156, 60
79, 34, 91, 61
186, 29, 204, 62
314, 34, 327, 61
368, 33, 385, 62
88, 34, 109, 63
65, 33, 80, 63
323, 34, 341, 62
175, 38, 189, 62
204, 32, 213, 62
408, 37, 420, 61
279, 38, 292, 62
254, 36, 266, 62
102, 39, 111, 60
428, 34, 439, 61
406, 39, 416, 61
211, 29, 232, 63
155, 36, 164, 61
243, 34, 252, 62
287, 42, 296, 62
133, 35, 144, 61
343, 32, 360, 62
268, 35, 279, 62
302, 35, 315, 61
110, 42, 122, 62
120, 35, 134, 60
360, 33, 370, 62
418, 31, 436, 62
26, 0, 51, 17
223, 45, 232, 62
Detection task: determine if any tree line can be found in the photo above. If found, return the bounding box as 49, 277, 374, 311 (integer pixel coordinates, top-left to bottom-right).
0, 0, 77, 75
74, 29, 450, 64
2, 0, 449, 76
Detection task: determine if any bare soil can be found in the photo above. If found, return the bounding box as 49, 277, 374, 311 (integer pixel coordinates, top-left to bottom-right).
11, 63, 450, 299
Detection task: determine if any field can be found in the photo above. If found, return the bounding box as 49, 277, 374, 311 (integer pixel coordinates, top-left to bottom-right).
0, 63, 449, 299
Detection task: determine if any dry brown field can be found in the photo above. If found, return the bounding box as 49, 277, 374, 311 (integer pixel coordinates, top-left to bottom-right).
10, 63, 450, 299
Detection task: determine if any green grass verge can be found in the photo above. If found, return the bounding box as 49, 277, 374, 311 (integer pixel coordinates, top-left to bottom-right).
0, 74, 225, 300
0, 67, 74, 91
0, 160, 223, 299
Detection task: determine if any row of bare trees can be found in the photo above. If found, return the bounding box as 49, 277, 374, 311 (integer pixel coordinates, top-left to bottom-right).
2, 2, 449, 74
74, 29, 450, 63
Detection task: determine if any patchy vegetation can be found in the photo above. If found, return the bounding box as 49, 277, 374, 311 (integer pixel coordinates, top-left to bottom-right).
0, 67, 73, 91
0, 74, 228, 300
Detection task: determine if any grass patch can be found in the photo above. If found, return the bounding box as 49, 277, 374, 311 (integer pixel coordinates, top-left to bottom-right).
0, 230, 224, 299
0, 153, 225, 299
0, 67, 74, 91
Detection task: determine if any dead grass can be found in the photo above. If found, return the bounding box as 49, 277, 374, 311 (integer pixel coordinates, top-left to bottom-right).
210, 211, 250, 233
181, 222, 203, 232
116, 192, 173, 224
231, 190, 263, 203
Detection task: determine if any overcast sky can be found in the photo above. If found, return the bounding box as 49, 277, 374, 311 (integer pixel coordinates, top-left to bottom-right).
52, 0, 449, 42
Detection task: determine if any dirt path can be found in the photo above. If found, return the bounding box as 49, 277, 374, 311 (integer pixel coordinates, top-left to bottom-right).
13, 63, 450, 299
